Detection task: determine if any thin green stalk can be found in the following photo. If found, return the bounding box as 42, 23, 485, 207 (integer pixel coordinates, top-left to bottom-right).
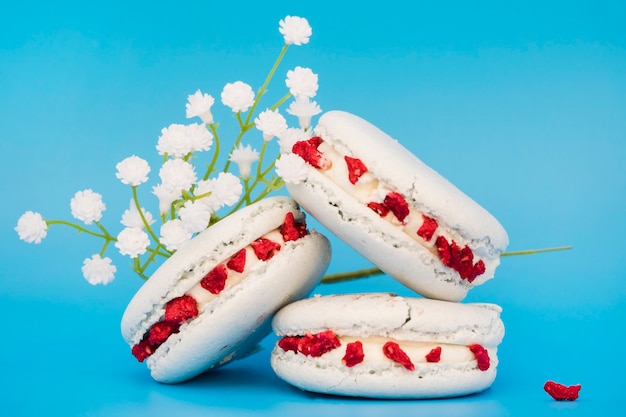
320, 246, 573, 284
47, 219, 112, 240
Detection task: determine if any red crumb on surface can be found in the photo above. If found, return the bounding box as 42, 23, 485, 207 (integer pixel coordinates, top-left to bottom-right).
226, 249, 246, 273
425, 346, 442, 363
292, 136, 331, 169
367, 201, 390, 217
344, 156, 368, 184
342, 341, 365, 367
280, 212, 308, 242
382, 341, 415, 371
469, 344, 490, 371
251, 238, 281, 261
383, 192, 410, 223
200, 263, 229, 294
148, 321, 180, 345
131, 338, 157, 362
278, 330, 341, 358
164, 294, 199, 323
544, 381, 581, 401
435, 236, 485, 282
417, 215, 438, 242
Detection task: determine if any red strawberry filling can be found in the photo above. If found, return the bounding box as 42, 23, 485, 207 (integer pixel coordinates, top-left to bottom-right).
280, 212, 308, 242
544, 381, 581, 401
344, 156, 368, 184
382, 341, 415, 371
425, 346, 442, 363
278, 330, 341, 357
226, 248, 246, 273
469, 344, 490, 371
251, 238, 282, 261
417, 215, 438, 241
436, 236, 485, 283
292, 136, 331, 169
201, 264, 228, 294
131, 212, 309, 362
342, 341, 365, 367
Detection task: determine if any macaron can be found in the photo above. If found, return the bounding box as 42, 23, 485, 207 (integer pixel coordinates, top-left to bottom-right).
121, 196, 331, 383
270, 293, 505, 399
283, 110, 509, 301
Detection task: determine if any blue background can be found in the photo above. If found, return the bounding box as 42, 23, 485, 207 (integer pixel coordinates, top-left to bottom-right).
1, 1, 625, 415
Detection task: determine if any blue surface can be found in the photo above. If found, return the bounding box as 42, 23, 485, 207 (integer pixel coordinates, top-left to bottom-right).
1, 1, 625, 415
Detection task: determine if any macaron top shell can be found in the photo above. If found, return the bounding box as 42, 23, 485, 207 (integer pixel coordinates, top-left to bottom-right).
272, 293, 504, 346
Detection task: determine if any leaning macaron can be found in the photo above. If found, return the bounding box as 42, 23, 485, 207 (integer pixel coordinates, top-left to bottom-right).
270, 293, 504, 399
281, 110, 508, 301
121, 196, 331, 383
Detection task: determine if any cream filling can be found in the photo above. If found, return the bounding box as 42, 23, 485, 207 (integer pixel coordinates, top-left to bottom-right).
186, 229, 286, 306
317, 141, 490, 263
283, 334, 494, 369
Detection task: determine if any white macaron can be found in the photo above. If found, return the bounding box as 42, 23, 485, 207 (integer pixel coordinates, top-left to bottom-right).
121, 196, 331, 383
282, 110, 509, 301
270, 293, 505, 399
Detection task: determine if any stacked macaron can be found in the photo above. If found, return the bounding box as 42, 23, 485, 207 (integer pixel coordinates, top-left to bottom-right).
271, 111, 508, 398
121, 197, 331, 383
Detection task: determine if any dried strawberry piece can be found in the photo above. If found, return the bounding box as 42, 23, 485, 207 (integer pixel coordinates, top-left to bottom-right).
226, 249, 246, 273
467, 260, 486, 283
344, 156, 368, 184
544, 381, 581, 401
341, 341, 365, 367
383, 341, 415, 371
292, 136, 331, 169
164, 294, 199, 324
417, 215, 438, 241
436, 236, 452, 266
367, 201, 390, 217
280, 212, 308, 242
458, 245, 475, 280
200, 264, 228, 294
298, 330, 341, 357
469, 344, 490, 371
384, 192, 410, 223
148, 321, 180, 345
251, 238, 281, 261
425, 346, 442, 363
278, 336, 301, 353
131, 337, 158, 362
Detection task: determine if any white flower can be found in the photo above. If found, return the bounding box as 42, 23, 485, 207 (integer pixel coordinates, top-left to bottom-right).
159, 219, 192, 251
70, 189, 105, 225
152, 183, 180, 215
115, 227, 150, 259
115, 155, 151, 186
81, 254, 116, 285
157, 123, 213, 158
15, 211, 48, 244
179, 200, 212, 233
196, 172, 243, 211
121, 199, 155, 229
159, 159, 197, 193
186, 89, 215, 124
229, 143, 259, 178
278, 127, 310, 153
221, 81, 255, 113
286, 96, 322, 130
279, 16, 312, 46
286, 66, 318, 98
254, 109, 287, 141
275, 153, 309, 184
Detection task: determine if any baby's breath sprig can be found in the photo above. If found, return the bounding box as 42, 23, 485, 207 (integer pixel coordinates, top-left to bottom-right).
15, 15, 322, 286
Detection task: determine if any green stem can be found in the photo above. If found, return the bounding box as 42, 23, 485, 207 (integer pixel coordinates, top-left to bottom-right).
132, 186, 162, 247
270, 92, 292, 111
203, 124, 221, 181
320, 246, 573, 284
47, 219, 112, 240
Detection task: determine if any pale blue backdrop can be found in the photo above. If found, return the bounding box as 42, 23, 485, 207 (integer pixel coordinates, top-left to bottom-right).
1, 1, 625, 416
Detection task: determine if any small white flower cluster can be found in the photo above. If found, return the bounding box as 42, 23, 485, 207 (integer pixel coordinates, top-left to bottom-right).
15, 16, 321, 286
